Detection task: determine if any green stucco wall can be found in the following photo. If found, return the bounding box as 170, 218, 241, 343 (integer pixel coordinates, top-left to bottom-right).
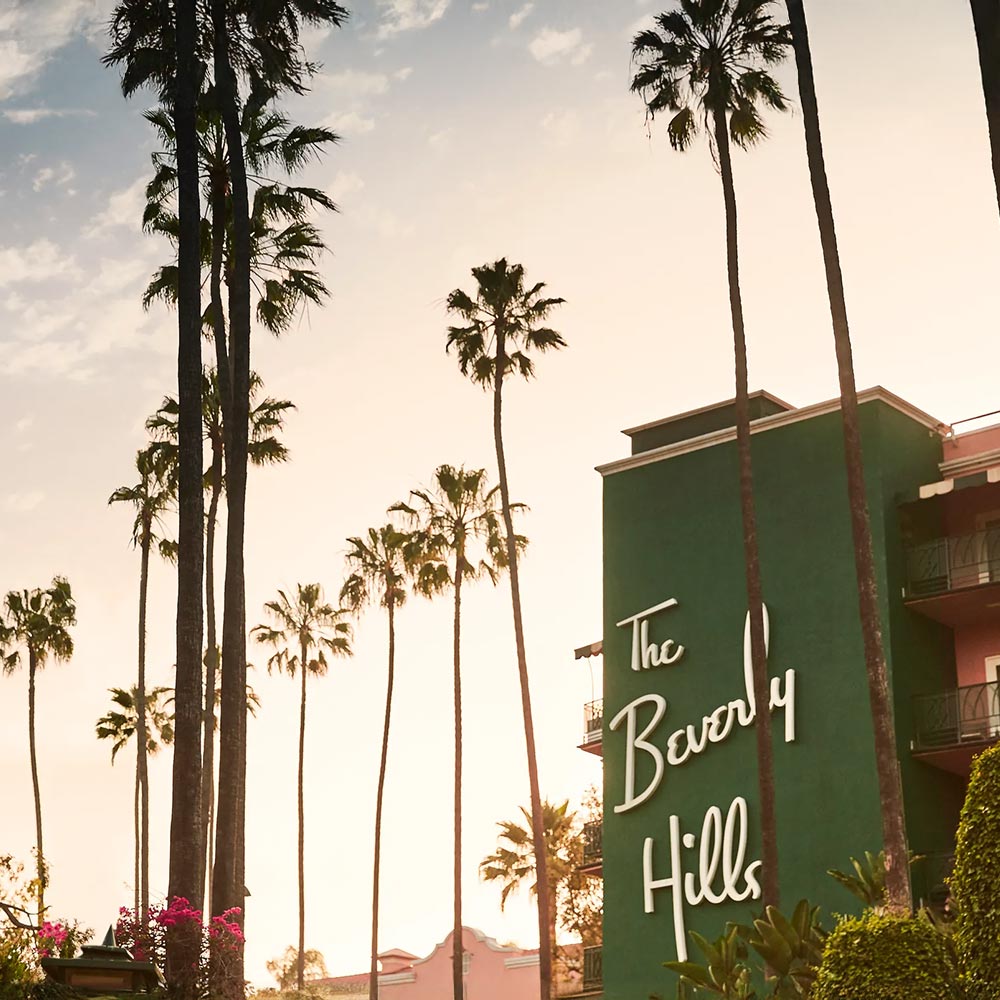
600, 399, 960, 1000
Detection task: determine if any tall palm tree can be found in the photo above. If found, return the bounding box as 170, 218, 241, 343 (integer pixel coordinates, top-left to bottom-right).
393, 466, 523, 1000
445, 259, 564, 1000
96, 685, 175, 916
0, 577, 76, 918
147, 367, 294, 912
630, 0, 790, 911
252, 585, 352, 992
970, 0, 1000, 217
782, 0, 911, 910
479, 799, 579, 973
109, 445, 177, 920
340, 525, 416, 1000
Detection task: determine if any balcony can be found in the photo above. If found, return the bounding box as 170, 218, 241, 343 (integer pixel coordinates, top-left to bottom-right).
912, 680, 1000, 773
580, 700, 603, 756
578, 821, 602, 876
583, 947, 602, 993
904, 527, 1000, 625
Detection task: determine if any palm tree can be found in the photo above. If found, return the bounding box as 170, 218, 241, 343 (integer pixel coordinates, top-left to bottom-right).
0, 577, 76, 918
96, 685, 175, 916
104, 3, 206, 956
109, 445, 177, 920
393, 466, 523, 1000
251, 585, 351, 991
479, 799, 579, 973
970, 0, 1000, 217
147, 367, 294, 912
445, 259, 564, 1000
340, 526, 416, 1000
630, 0, 790, 911
782, 0, 911, 910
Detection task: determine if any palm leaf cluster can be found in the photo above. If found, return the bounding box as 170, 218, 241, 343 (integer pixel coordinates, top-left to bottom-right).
630, 0, 789, 151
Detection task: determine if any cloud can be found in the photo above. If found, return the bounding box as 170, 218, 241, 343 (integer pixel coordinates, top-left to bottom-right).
3, 491, 44, 513
84, 177, 147, 239
14, 416, 32, 434
2, 107, 96, 124
32, 161, 75, 192
327, 170, 366, 202
393, 66, 414, 82
0, 0, 116, 99
0, 239, 78, 288
471, 1, 489, 9
375, 0, 450, 38
528, 27, 593, 66
319, 69, 392, 98
541, 109, 581, 146
508, 3, 534, 30
321, 110, 376, 135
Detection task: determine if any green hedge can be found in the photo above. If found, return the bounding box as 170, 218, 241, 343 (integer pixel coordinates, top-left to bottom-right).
812, 911, 960, 1000
952, 743, 1000, 998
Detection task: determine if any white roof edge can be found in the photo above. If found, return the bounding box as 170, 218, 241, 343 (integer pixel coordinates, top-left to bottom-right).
596, 386, 944, 478
621, 389, 795, 437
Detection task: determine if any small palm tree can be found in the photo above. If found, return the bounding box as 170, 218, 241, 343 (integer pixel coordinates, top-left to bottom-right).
252, 584, 351, 992
96, 685, 175, 916
631, 0, 790, 910
445, 259, 564, 1000
147, 367, 294, 912
479, 799, 578, 971
0, 577, 77, 918
109, 445, 177, 919
782, 0, 911, 910
340, 525, 416, 1000
393, 465, 524, 1000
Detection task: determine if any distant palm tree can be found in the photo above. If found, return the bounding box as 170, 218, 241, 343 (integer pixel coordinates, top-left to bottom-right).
96, 685, 175, 916
631, 0, 790, 910
0, 577, 77, 918
109, 445, 177, 920
480, 799, 578, 971
147, 367, 294, 912
445, 258, 564, 1000
970, 0, 1000, 217
340, 526, 415, 1000
393, 466, 523, 1000
252, 584, 352, 992
783, 0, 912, 911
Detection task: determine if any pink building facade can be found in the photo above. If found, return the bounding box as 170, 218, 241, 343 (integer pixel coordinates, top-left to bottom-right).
315, 927, 540, 1000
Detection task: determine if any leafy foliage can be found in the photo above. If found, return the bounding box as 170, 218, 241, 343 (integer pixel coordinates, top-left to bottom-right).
340, 526, 419, 614
826, 852, 887, 909
664, 900, 824, 999
445, 258, 566, 389
96, 687, 175, 762
265, 946, 329, 991
630, 0, 790, 152
0, 579, 76, 674
812, 911, 961, 1000
952, 743, 1000, 999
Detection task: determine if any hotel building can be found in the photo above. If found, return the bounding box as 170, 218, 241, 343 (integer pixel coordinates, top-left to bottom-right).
579, 387, 1000, 1000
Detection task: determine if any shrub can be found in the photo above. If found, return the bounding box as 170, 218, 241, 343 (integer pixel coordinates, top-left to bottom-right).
812, 911, 961, 1000
952, 743, 1000, 998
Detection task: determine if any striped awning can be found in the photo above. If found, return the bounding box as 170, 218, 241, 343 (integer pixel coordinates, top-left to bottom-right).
916, 465, 1000, 500
574, 640, 603, 660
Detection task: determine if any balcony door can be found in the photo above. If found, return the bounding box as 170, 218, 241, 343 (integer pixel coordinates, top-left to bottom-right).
985, 655, 1000, 737
974, 512, 1000, 586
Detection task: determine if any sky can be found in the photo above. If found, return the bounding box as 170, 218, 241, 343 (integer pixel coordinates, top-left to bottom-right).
2, 0, 1000, 988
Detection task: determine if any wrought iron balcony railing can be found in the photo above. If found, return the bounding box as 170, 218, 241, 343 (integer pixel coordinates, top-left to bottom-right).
913, 680, 1000, 751
904, 527, 1000, 598
583, 699, 603, 746
583, 947, 602, 992
582, 821, 602, 866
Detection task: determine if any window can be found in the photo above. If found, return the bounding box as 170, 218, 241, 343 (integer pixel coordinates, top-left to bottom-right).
462, 952, 472, 976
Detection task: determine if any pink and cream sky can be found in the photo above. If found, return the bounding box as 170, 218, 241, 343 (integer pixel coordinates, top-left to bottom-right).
2, 0, 999, 986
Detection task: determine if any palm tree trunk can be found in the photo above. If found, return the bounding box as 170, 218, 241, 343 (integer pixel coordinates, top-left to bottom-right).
452, 564, 464, 1000
209, 161, 232, 418
168, 1, 205, 992
138, 529, 151, 919
370, 596, 396, 1000
134, 750, 141, 919
28, 648, 44, 920
492, 325, 552, 1000
211, 0, 252, 968
971, 0, 1000, 218
198, 466, 222, 916
297, 640, 308, 992
785, 0, 912, 911
711, 106, 780, 912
